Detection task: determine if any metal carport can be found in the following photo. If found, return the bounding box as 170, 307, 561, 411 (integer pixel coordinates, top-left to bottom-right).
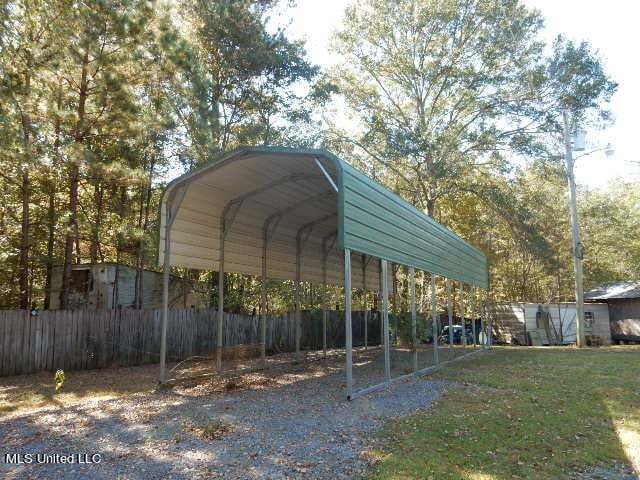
158, 146, 489, 399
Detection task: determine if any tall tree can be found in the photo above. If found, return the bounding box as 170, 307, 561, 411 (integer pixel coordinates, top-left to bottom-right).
0, 0, 321, 309
581, 181, 640, 284
174, 0, 319, 163
54, 0, 158, 308
329, 0, 548, 217
0, 0, 63, 307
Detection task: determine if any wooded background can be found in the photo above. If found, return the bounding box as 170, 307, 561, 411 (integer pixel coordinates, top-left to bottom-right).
1, 0, 637, 312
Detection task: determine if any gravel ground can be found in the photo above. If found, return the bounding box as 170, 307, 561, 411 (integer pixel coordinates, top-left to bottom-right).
0, 352, 452, 479
572, 464, 639, 480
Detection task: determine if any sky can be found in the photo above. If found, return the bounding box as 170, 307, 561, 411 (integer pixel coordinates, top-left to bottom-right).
285, 0, 640, 188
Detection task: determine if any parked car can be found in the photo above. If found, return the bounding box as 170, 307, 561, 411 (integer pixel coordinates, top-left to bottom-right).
438, 325, 474, 345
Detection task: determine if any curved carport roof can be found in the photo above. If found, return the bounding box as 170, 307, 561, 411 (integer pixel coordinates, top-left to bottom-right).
159, 146, 488, 290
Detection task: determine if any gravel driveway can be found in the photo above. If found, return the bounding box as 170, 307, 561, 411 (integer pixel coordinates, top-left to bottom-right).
0, 354, 451, 479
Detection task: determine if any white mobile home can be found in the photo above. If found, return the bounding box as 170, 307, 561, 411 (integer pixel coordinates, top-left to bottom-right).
49, 263, 208, 310
489, 302, 611, 346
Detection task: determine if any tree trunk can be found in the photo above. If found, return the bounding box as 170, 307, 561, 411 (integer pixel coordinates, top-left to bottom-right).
18, 70, 31, 309
134, 184, 144, 309
89, 183, 103, 263
426, 197, 436, 217
134, 155, 155, 309
112, 187, 127, 309
18, 171, 30, 309
61, 49, 89, 308
60, 162, 80, 309
46, 85, 62, 309
44, 184, 56, 310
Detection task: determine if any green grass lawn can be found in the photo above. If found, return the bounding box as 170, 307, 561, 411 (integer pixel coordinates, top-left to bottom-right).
367, 346, 640, 480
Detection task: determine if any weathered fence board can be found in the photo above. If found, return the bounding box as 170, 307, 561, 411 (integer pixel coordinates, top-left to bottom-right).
0, 308, 383, 377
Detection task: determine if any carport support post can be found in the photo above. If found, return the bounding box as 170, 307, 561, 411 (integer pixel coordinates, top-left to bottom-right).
159, 217, 171, 383
472, 286, 477, 349
381, 259, 391, 380
392, 263, 398, 344
460, 283, 467, 354
446, 279, 453, 353
481, 296, 486, 349
344, 249, 353, 399
295, 235, 301, 361
362, 254, 368, 350
409, 267, 417, 372
217, 218, 225, 371
487, 303, 493, 348
260, 233, 267, 363
379, 260, 383, 348
431, 273, 439, 365
321, 232, 335, 359
321, 248, 328, 358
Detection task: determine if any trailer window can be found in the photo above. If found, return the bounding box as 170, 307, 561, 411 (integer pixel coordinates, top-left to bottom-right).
584, 311, 594, 329
71, 269, 91, 294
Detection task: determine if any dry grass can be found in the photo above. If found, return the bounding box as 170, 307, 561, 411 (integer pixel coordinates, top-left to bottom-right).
186, 417, 233, 440
0, 348, 352, 416
0, 363, 162, 415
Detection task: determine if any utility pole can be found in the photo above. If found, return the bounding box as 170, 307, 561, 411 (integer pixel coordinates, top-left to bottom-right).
562, 109, 585, 348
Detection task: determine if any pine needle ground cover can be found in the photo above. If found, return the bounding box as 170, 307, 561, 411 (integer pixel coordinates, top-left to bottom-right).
368, 346, 640, 480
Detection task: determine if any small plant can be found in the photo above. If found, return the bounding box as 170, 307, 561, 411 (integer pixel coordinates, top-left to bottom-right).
54, 369, 66, 392
189, 417, 231, 440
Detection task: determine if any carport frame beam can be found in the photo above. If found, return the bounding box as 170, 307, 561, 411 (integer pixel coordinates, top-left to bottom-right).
447, 279, 453, 351
472, 286, 477, 349
460, 283, 467, 353
295, 235, 302, 361
160, 185, 187, 383
432, 273, 439, 365
261, 231, 268, 362
295, 215, 336, 362
410, 267, 417, 372
321, 232, 337, 358
381, 259, 391, 380
363, 254, 369, 350
217, 217, 225, 371
217, 174, 326, 370
345, 248, 353, 400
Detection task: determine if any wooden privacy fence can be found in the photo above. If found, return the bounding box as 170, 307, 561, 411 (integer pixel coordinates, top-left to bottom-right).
0, 308, 382, 377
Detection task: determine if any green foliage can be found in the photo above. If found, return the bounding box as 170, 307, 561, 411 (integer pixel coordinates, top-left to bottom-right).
173, 0, 320, 160
393, 312, 431, 344
329, 0, 547, 216
547, 36, 618, 124
0, 0, 320, 308
581, 181, 640, 285
189, 417, 232, 440
0, 0, 629, 311
326, 0, 619, 304
54, 369, 65, 391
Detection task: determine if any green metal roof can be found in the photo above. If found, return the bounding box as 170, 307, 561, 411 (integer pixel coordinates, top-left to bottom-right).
159, 146, 488, 289
340, 161, 487, 288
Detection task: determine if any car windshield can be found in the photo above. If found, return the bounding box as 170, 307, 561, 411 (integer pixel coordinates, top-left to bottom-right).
442, 326, 463, 332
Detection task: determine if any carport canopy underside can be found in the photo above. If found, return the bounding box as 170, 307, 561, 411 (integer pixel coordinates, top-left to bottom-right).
159, 147, 488, 291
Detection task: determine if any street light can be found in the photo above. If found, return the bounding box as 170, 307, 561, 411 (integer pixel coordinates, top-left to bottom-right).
562, 110, 614, 347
